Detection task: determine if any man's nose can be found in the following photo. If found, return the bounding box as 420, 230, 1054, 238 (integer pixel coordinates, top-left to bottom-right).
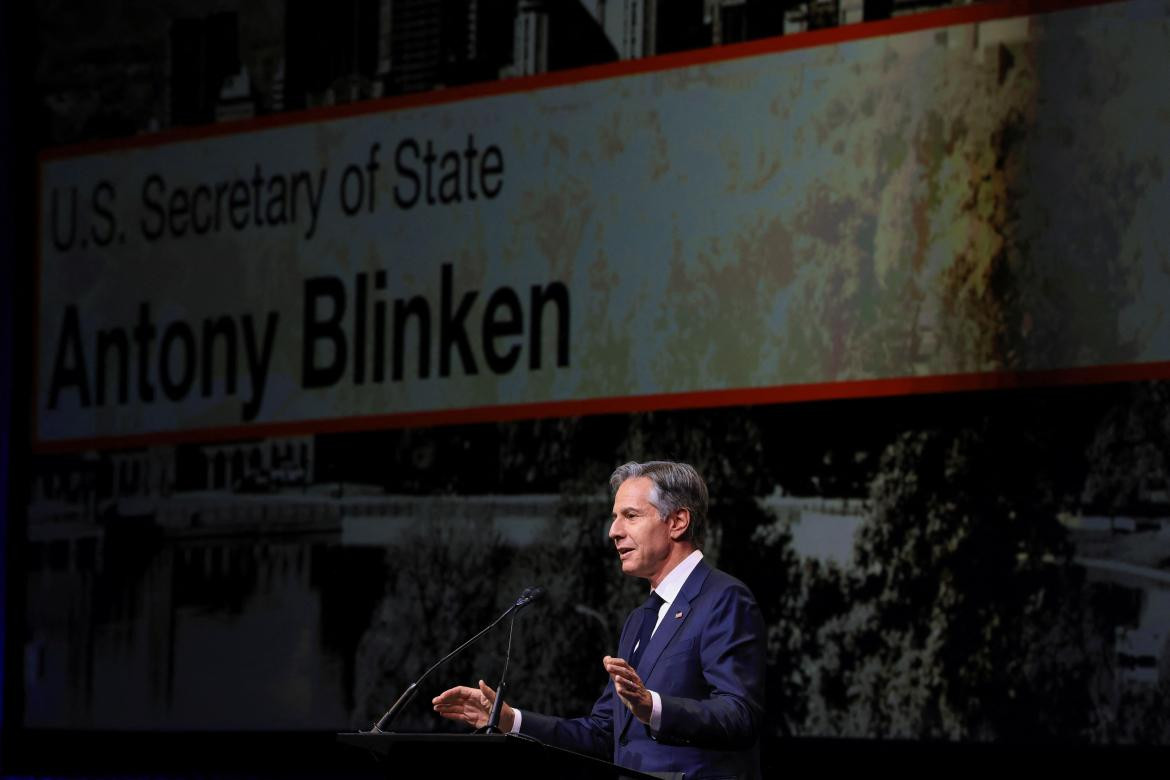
608, 517, 623, 540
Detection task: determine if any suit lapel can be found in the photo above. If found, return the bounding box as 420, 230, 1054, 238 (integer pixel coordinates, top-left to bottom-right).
615, 609, 640, 736
635, 560, 709, 683
618, 609, 640, 659
617, 560, 712, 738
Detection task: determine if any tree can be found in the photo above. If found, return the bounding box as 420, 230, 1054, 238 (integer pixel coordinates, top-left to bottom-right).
801, 423, 1111, 740
1082, 381, 1170, 512
351, 516, 513, 731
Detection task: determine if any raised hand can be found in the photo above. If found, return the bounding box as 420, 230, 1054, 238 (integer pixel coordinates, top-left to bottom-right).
431, 679, 514, 732
604, 656, 653, 724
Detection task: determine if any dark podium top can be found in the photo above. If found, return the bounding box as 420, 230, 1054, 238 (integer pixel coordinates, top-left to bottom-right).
337, 732, 670, 780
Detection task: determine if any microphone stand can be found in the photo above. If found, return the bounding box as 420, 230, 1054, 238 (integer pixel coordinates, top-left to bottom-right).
368, 588, 540, 733
479, 610, 518, 734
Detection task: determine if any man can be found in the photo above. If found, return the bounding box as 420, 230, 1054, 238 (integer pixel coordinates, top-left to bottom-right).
432, 460, 766, 779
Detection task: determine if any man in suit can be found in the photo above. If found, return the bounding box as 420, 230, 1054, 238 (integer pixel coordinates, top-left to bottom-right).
432, 460, 766, 779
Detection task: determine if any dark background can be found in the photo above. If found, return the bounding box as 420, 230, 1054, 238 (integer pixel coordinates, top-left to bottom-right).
5, 1, 1170, 776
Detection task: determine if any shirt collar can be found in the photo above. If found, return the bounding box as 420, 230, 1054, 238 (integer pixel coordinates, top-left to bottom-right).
652, 549, 704, 606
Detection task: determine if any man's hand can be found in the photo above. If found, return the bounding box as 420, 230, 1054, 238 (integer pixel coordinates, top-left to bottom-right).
431, 680, 515, 732
604, 656, 653, 724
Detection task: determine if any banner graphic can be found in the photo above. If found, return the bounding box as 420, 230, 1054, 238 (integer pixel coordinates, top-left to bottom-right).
36, 0, 1170, 446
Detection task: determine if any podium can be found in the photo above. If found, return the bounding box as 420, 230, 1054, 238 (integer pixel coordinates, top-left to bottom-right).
337, 732, 670, 780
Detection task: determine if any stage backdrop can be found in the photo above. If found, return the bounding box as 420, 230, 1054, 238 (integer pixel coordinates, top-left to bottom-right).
36, 0, 1170, 447
19, 0, 1170, 750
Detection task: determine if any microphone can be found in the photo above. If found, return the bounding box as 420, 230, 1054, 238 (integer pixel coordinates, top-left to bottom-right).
482, 586, 544, 734
514, 586, 545, 607
368, 586, 544, 733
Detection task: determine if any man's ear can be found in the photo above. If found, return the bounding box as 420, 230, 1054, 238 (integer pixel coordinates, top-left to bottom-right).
668, 507, 691, 540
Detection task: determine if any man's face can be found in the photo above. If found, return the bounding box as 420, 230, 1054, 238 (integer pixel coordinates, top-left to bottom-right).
609, 477, 675, 583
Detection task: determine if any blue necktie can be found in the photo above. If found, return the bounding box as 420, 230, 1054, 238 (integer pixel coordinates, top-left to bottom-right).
629, 591, 665, 667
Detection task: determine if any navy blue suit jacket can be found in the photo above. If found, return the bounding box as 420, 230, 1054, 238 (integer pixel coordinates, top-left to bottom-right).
520, 560, 766, 779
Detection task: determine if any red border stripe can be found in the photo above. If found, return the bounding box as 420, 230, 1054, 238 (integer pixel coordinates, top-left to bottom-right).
32, 360, 1170, 453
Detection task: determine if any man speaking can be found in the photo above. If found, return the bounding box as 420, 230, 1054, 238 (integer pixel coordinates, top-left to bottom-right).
432, 460, 767, 779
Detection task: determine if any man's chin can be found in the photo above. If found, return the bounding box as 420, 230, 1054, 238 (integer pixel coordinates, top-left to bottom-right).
620, 560, 649, 579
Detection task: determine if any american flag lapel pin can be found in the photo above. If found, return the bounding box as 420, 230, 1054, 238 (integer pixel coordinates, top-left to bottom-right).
674, 611, 684, 619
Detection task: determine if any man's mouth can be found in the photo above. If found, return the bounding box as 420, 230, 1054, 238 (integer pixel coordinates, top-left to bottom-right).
617, 547, 634, 559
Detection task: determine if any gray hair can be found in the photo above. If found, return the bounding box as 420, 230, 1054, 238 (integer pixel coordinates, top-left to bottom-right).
609, 460, 708, 548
